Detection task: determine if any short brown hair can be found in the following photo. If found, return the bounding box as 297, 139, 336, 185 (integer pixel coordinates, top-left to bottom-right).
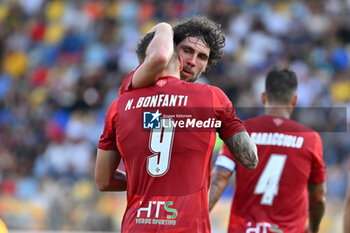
135, 31, 179, 72
265, 67, 298, 104
136, 31, 155, 63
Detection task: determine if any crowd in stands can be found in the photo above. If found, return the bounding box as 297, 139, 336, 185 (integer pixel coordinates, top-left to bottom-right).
0, 0, 349, 231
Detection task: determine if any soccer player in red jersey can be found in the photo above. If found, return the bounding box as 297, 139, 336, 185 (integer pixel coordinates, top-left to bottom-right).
95, 23, 258, 232
209, 68, 326, 233
119, 16, 226, 96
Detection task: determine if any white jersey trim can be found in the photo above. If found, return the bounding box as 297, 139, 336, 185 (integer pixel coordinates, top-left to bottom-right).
215, 155, 236, 172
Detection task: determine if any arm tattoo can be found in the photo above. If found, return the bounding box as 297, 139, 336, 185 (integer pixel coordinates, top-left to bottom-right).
209, 180, 222, 211
209, 167, 233, 212
223, 130, 258, 170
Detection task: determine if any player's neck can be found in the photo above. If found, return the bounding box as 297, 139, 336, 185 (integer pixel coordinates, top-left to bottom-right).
264, 106, 291, 119
160, 70, 180, 79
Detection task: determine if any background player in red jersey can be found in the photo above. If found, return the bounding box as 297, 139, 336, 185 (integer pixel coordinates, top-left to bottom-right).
209, 68, 326, 233
95, 23, 258, 232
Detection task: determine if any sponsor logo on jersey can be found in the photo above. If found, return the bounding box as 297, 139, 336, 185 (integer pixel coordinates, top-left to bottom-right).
246, 222, 283, 233
135, 201, 177, 226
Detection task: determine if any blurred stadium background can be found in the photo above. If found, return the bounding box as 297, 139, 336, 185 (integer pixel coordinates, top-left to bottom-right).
0, 0, 349, 232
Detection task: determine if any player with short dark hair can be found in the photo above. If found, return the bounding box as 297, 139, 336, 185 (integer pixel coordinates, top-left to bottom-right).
136, 31, 156, 63
209, 67, 326, 233
95, 23, 258, 232
264, 68, 298, 104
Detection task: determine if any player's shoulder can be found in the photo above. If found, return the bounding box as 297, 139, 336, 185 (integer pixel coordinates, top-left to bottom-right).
243, 115, 265, 124
285, 117, 317, 133
196, 83, 227, 97
103, 98, 120, 120
243, 115, 270, 127
286, 118, 323, 149
244, 115, 318, 133
119, 69, 137, 96
109, 98, 120, 110
278, 117, 322, 142
179, 81, 224, 95
201, 83, 223, 92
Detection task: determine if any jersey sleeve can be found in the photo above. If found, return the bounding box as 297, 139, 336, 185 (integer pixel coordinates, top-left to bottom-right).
209, 86, 245, 140
98, 100, 118, 150
309, 132, 326, 184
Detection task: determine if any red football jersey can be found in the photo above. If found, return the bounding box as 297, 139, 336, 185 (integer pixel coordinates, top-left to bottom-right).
99, 75, 245, 232
217, 115, 325, 233
118, 67, 136, 96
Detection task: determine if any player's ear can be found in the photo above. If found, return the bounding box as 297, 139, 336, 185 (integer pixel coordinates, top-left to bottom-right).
203, 64, 208, 73
261, 93, 266, 105
291, 95, 298, 107
178, 56, 183, 71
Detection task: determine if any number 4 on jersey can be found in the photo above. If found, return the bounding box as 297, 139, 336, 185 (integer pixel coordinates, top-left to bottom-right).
254, 154, 287, 205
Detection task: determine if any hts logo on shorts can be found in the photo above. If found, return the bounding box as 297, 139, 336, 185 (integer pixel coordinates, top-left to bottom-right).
143, 110, 161, 129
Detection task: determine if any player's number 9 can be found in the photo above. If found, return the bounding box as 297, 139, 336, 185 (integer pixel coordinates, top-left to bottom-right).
254, 154, 287, 205
147, 118, 175, 177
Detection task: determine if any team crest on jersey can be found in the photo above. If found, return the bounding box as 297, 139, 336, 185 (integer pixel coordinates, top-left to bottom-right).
273, 118, 283, 126
156, 79, 167, 87
143, 110, 161, 129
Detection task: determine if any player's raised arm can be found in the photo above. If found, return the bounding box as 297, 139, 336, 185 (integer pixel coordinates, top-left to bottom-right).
95, 148, 127, 191
132, 23, 174, 89
223, 130, 258, 170
306, 183, 326, 233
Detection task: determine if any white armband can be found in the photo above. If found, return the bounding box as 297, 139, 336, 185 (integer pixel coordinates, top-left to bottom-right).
215, 155, 236, 172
